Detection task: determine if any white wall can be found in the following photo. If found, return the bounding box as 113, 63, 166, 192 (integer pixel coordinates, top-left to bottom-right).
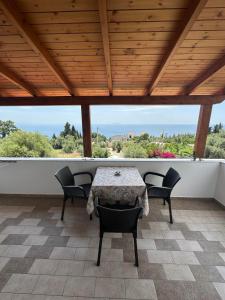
215, 162, 225, 206
0, 158, 222, 198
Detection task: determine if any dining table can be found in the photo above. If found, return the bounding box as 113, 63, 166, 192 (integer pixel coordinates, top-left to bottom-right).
86, 166, 149, 216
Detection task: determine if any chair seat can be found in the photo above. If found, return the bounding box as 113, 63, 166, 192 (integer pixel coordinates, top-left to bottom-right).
80, 183, 92, 197
66, 183, 91, 198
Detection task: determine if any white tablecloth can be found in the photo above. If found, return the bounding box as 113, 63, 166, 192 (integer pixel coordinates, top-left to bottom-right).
87, 167, 149, 216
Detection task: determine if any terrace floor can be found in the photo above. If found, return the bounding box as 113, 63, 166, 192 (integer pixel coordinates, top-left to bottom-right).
0, 196, 225, 300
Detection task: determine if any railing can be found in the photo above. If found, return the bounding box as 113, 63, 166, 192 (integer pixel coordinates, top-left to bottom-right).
0, 158, 224, 205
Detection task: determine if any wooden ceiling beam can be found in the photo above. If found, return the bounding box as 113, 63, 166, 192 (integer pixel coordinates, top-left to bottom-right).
146, 0, 207, 95
0, 0, 74, 96
185, 55, 225, 95
98, 0, 113, 95
0, 95, 223, 106
0, 63, 36, 96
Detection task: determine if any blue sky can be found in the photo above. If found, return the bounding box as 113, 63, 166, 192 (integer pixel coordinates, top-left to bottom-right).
0, 101, 224, 126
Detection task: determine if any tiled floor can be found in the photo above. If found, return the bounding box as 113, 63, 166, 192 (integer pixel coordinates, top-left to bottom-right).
0, 196, 225, 299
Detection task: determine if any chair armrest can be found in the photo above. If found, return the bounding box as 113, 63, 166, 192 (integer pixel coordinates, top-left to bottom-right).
148, 186, 172, 198
64, 185, 87, 197
143, 171, 165, 182
72, 172, 93, 182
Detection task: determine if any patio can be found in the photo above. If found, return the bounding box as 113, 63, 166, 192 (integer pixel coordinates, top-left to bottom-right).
0, 195, 224, 299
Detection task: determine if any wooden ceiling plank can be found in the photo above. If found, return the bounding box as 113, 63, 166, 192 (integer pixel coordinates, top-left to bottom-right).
0, 95, 223, 106
0, 0, 74, 95
0, 63, 36, 96
185, 54, 225, 94
147, 0, 208, 95
98, 0, 113, 95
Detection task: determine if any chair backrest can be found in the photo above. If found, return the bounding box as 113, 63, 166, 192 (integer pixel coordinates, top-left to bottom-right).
55, 166, 74, 187
163, 167, 181, 189
97, 205, 143, 233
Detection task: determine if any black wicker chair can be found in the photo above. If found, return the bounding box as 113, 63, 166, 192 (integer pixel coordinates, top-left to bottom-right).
143, 167, 181, 224
55, 166, 93, 220
96, 204, 143, 267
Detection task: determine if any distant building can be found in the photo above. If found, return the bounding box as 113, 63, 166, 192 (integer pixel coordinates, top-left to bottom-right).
111, 135, 127, 141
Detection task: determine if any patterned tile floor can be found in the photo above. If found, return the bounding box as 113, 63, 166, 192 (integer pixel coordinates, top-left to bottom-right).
0, 196, 225, 299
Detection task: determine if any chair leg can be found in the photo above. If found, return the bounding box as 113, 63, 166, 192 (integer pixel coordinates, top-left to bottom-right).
163, 198, 166, 205
61, 197, 67, 221
97, 233, 103, 266
167, 198, 173, 224
89, 214, 92, 220
133, 233, 139, 267
71, 197, 74, 204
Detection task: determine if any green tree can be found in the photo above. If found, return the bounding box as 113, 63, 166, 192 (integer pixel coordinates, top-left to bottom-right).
0, 130, 52, 157
0, 120, 17, 138
60, 122, 71, 137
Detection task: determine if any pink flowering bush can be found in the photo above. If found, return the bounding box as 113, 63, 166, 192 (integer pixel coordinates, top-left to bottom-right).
148, 149, 176, 158
160, 151, 176, 158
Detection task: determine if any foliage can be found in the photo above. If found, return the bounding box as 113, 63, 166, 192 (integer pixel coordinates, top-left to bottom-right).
60, 122, 81, 138
0, 130, 52, 157
0, 120, 17, 138
205, 128, 225, 158
92, 145, 109, 158
62, 136, 76, 153
123, 143, 147, 158
112, 141, 123, 153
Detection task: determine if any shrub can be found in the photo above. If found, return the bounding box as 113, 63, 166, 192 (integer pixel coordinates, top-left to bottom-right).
0, 130, 52, 157
62, 136, 76, 153
123, 143, 147, 158
92, 145, 109, 158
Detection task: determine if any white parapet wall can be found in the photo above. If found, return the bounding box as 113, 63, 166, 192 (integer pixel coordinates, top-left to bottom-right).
0, 158, 223, 200
215, 162, 225, 206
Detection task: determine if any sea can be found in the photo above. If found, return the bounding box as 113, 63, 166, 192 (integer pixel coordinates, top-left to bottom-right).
19, 124, 197, 138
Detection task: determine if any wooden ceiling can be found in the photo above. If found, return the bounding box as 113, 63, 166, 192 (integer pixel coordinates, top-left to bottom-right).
0, 0, 225, 98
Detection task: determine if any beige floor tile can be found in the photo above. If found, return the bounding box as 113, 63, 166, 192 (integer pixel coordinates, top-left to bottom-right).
163, 230, 184, 240
213, 282, 225, 300
23, 235, 48, 246
101, 248, 123, 262
50, 247, 76, 260
55, 260, 84, 276
0, 257, 10, 272
142, 230, 164, 239
172, 251, 200, 265
67, 237, 90, 248
137, 239, 156, 250
202, 231, 225, 242
75, 248, 98, 261
64, 276, 95, 297
125, 279, 157, 299
2, 274, 38, 293
19, 219, 41, 226
177, 240, 203, 251
88, 237, 111, 248
0, 294, 12, 300
216, 266, 225, 280
11, 294, 45, 300
1, 245, 31, 258
147, 250, 173, 264
29, 259, 58, 275
83, 261, 138, 278
2, 226, 43, 235
95, 278, 125, 298
33, 275, 67, 295
149, 222, 170, 231
0, 235, 7, 243
219, 252, 225, 262
163, 264, 195, 281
